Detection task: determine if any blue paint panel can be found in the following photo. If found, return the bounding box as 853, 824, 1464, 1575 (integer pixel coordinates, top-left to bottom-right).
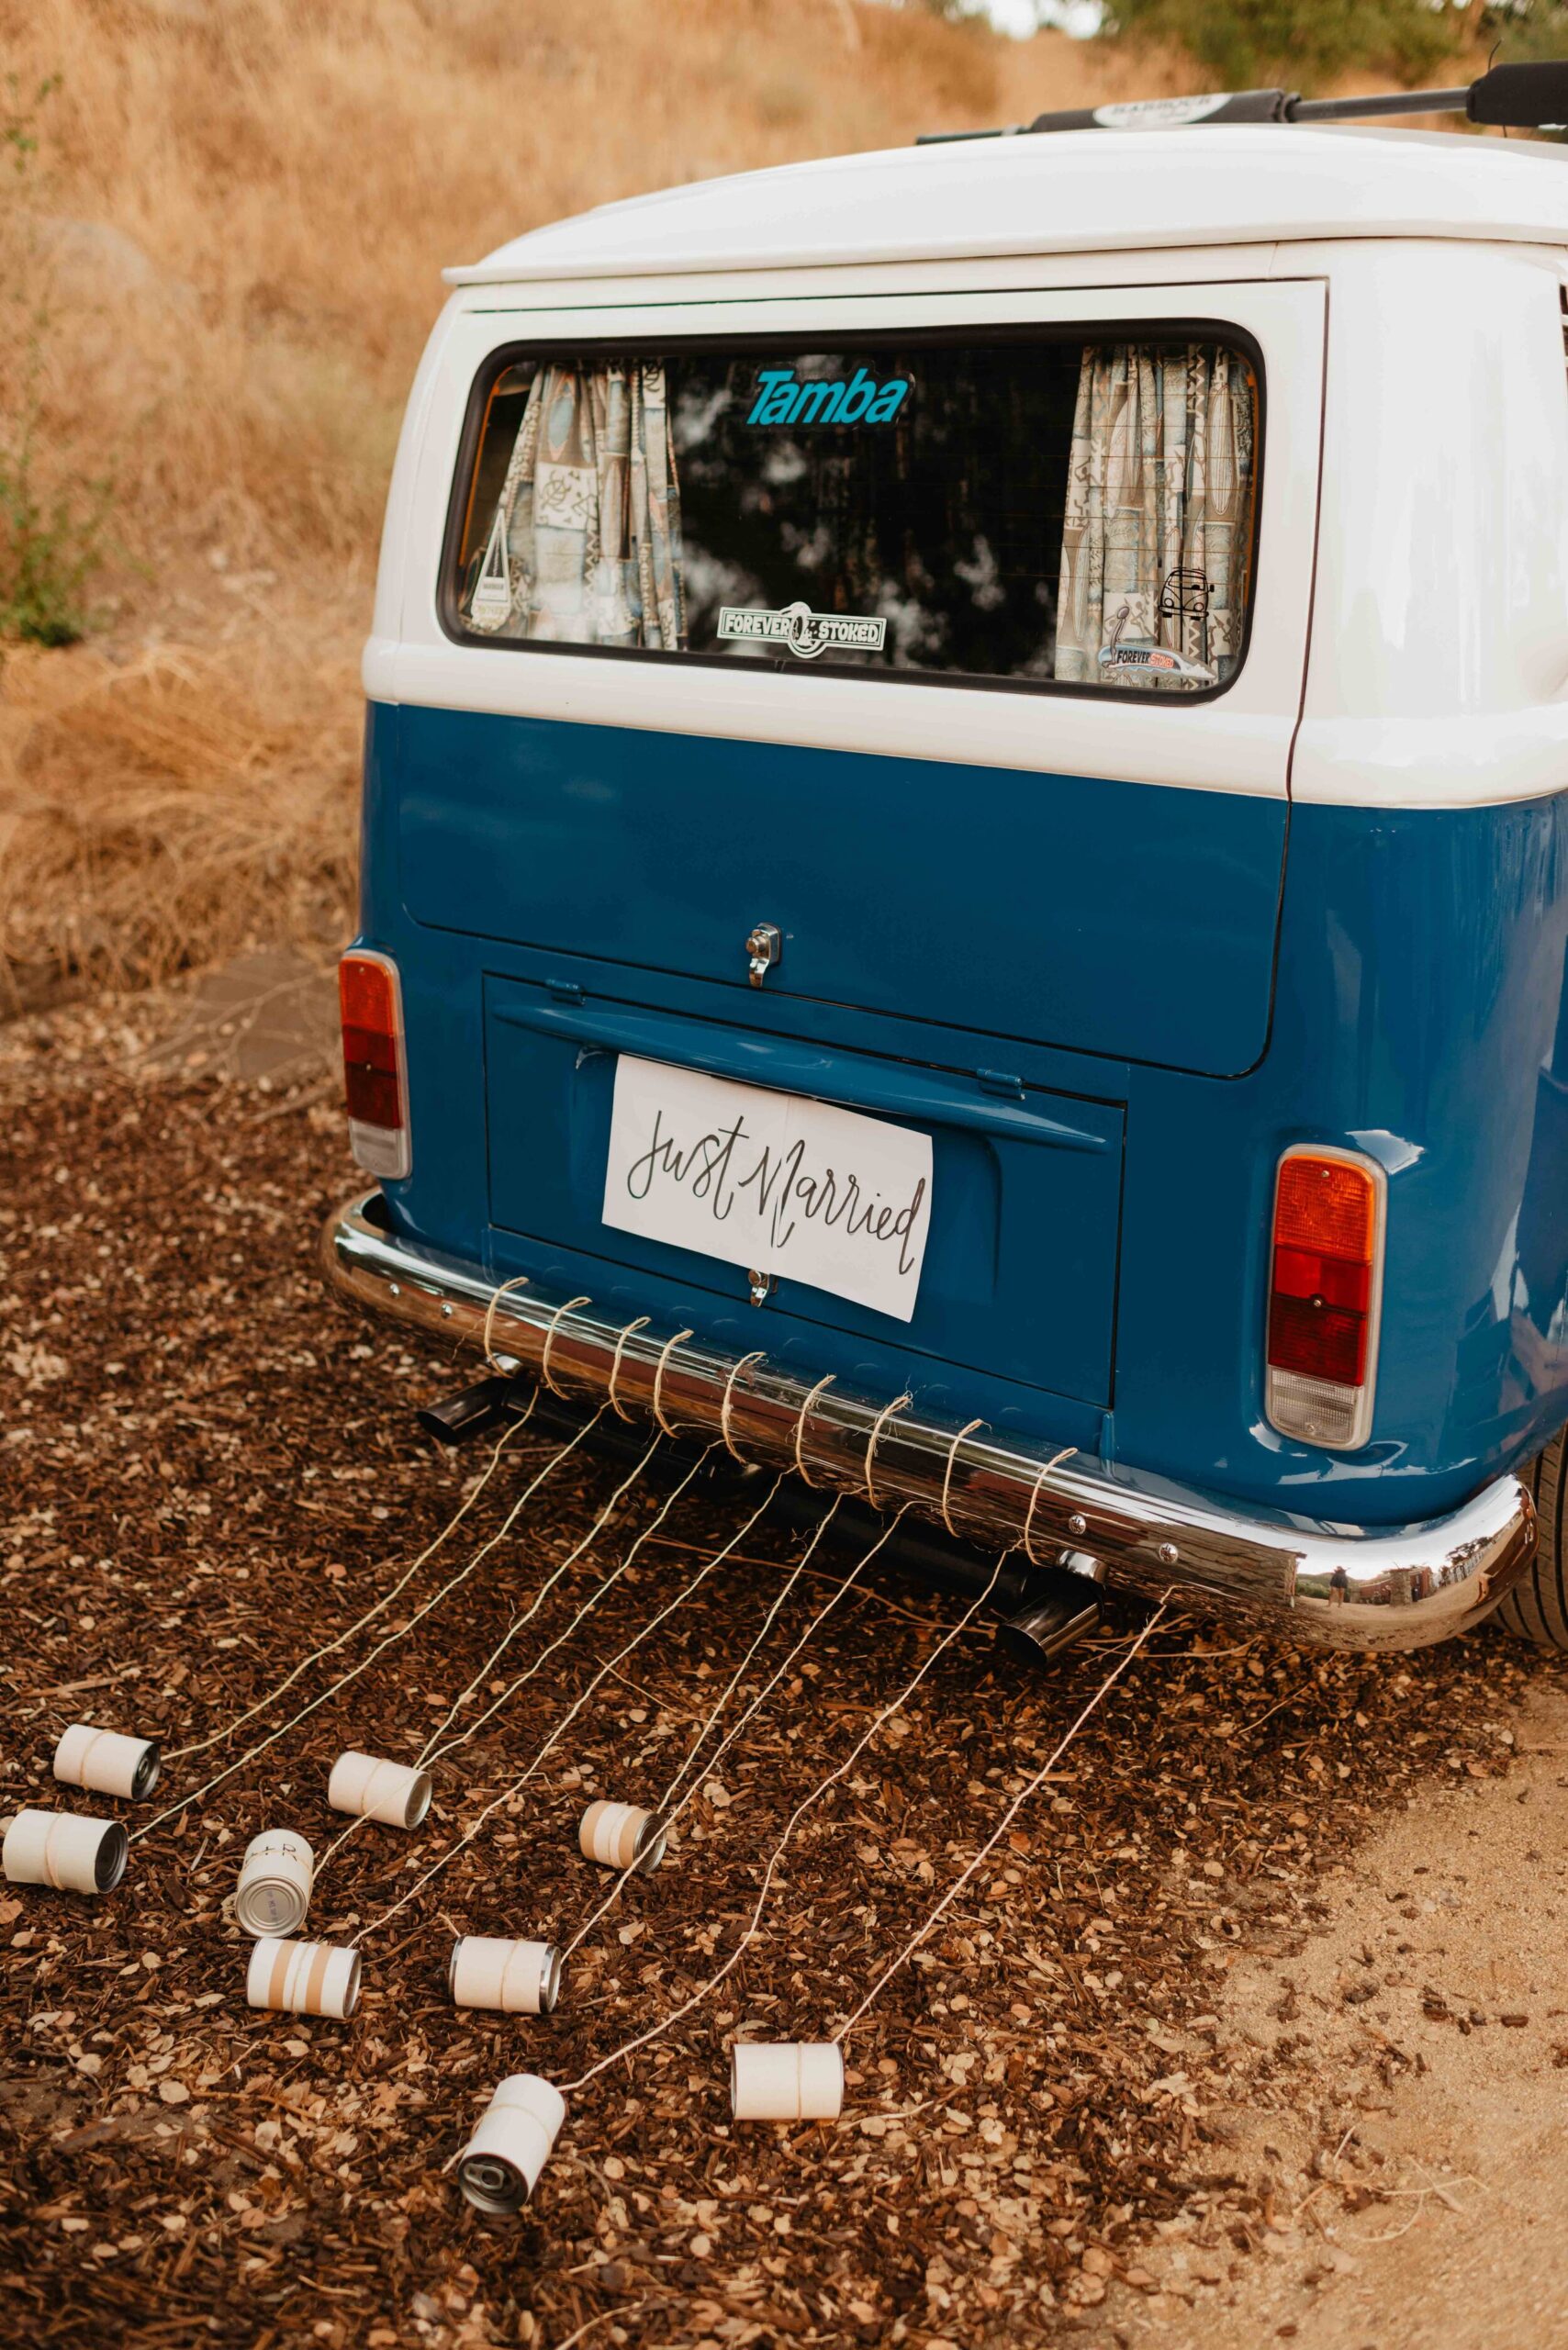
1112, 793, 1568, 1522
359, 703, 1568, 1529
394, 703, 1288, 1079
484, 973, 1126, 1407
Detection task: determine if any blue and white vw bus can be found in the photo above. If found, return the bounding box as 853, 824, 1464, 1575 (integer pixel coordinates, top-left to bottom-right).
325, 84, 1568, 1655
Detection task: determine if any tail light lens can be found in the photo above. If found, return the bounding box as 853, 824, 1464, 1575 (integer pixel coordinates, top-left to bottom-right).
1265, 1145, 1385, 1450
339, 949, 410, 1181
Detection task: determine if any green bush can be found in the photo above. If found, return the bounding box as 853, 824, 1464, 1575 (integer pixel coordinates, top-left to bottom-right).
0, 74, 114, 648
1100, 0, 1465, 90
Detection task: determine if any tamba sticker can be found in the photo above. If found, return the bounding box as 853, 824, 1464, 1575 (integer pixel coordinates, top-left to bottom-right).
745, 365, 910, 426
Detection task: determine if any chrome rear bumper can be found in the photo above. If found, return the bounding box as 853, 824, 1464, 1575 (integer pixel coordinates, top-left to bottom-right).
323, 1192, 1535, 1652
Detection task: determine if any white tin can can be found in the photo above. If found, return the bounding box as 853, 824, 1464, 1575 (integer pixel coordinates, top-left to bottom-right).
731, 2042, 845, 2122
246, 1936, 362, 2020
235, 1830, 315, 1939
51, 1723, 161, 1801
449, 1936, 562, 2015
577, 1799, 668, 1874
327, 1750, 432, 1829
1, 1807, 129, 1897
457, 2075, 566, 2213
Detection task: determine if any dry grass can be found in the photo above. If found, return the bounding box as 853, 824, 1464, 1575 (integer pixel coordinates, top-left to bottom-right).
0, 0, 1473, 1006
0, 625, 361, 1006
0, 0, 1141, 588
0, 0, 1184, 1006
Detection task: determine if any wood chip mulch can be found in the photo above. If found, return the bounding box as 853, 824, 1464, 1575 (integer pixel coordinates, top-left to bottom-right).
0, 1019, 1551, 2349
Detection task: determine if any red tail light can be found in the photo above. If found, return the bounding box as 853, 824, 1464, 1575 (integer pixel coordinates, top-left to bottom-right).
339, 949, 410, 1181
1264, 1146, 1385, 1450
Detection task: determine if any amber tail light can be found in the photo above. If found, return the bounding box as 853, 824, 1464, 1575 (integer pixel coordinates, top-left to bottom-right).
339, 949, 410, 1181
1265, 1145, 1385, 1450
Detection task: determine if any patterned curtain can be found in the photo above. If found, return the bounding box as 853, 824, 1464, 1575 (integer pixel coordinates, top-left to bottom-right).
1053, 344, 1255, 692
464, 362, 686, 649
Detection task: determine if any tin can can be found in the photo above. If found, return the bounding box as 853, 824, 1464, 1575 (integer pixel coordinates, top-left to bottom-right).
327, 1750, 432, 1829
457, 2075, 566, 2213
246, 1936, 362, 2019
235, 1830, 314, 1939
449, 1936, 562, 2015
51, 1723, 161, 1801
577, 1799, 668, 1874
1, 1807, 129, 1897
731, 2042, 845, 2121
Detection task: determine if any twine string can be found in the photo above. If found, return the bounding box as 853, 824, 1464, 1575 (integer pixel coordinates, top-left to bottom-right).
482, 1273, 532, 1370
940, 1419, 985, 1541
720, 1352, 767, 1465
651, 1329, 695, 1438
1022, 1447, 1078, 1569
607, 1317, 652, 1422
351, 1451, 772, 1945
541, 1296, 592, 1399
417, 1445, 719, 1774
863, 1391, 913, 1515
313, 1426, 666, 1875
130, 1404, 602, 1844
163, 1400, 536, 1764
790, 1374, 837, 1491
830, 1595, 1171, 2046
419, 1434, 663, 1766
559, 1512, 990, 2095
557, 1493, 846, 1966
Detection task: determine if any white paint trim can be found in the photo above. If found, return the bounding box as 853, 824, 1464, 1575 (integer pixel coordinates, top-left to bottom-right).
1292, 244, 1568, 808
376, 642, 1297, 797
376, 277, 1326, 805
454, 244, 1294, 313
442, 126, 1568, 287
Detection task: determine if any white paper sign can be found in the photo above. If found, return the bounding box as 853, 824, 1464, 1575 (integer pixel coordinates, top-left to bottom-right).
601, 1056, 933, 1322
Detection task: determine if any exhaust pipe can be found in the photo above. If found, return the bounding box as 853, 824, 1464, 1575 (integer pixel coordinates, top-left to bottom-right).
777, 1490, 1108, 1665
993, 1554, 1106, 1667
417, 1372, 536, 1447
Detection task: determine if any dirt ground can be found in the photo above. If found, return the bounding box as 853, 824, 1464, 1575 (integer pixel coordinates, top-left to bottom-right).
3, 1000, 1565, 2350
1103, 1684, 1568, 2350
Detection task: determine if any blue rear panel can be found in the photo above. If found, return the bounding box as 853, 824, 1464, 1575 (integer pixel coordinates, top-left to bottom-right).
395, 703, 1289, 1080
361, 700, 1568, 1526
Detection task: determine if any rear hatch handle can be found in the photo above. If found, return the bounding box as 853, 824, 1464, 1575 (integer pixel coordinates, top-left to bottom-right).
494, 994, 1110, 1153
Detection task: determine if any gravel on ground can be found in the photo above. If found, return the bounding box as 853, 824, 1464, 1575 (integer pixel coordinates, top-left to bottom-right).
1, 1008, 1557, 2350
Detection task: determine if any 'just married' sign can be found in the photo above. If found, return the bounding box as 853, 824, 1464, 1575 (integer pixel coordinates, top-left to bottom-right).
601, 1057, 933, 1322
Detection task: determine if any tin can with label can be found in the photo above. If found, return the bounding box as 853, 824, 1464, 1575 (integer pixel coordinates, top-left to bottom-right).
235, 1830, 314, 1938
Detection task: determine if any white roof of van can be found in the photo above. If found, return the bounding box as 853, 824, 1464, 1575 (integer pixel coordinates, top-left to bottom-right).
446, 124, 1568, 285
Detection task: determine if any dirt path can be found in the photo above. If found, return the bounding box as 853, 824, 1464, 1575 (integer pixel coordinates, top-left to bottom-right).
1103, 1688, 1568, 2350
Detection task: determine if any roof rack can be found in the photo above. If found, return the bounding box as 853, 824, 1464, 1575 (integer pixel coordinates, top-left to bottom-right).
917, 57, 1568, 145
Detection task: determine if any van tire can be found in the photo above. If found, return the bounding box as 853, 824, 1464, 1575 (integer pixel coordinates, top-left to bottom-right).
1495, 1431, 1568, 1651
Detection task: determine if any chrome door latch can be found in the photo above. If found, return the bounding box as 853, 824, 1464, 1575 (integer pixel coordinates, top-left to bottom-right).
745, 922, 782, 988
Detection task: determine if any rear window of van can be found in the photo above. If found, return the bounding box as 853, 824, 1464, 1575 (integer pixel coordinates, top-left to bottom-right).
445, 331, 1260, 698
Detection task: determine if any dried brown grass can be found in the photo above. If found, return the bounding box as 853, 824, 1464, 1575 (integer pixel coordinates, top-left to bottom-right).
0, 629, 360, 1006
0, 0, 1202, 1006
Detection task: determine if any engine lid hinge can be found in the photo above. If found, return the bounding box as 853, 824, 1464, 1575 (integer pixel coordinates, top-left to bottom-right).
977, 1067, 1025, 1101
546, 977, 586, 1005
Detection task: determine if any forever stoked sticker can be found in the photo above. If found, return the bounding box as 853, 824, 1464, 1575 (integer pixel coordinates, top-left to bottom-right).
717, 601, 887, 661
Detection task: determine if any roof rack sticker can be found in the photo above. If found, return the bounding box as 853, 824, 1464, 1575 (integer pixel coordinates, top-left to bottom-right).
1091, 95, 1233, 130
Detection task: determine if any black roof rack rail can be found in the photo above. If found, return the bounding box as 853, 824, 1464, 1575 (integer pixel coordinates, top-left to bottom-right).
916, 57, 1568, 146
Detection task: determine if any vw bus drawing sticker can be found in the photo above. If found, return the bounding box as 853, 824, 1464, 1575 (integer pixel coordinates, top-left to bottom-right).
602, 1057, 933, 1322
